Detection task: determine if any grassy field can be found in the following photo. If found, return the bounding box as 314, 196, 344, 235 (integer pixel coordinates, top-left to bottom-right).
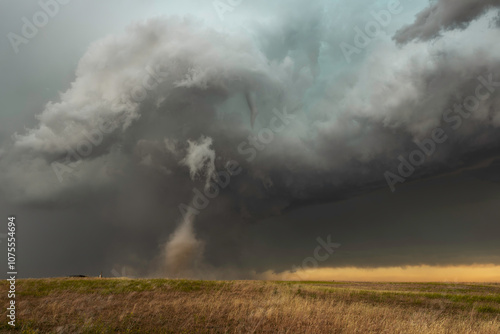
1, 278, 499, 333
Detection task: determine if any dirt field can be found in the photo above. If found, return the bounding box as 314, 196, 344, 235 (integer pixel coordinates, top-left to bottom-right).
1, 278, 499, 333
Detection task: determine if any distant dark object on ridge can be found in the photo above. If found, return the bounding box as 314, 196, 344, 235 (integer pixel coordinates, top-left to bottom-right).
68, 275, 88, 278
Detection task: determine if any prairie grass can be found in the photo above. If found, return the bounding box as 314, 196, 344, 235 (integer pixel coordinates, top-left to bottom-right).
0, 278, 499, 333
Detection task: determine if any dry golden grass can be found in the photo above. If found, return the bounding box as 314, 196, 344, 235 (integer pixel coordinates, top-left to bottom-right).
1, 278, 499, 333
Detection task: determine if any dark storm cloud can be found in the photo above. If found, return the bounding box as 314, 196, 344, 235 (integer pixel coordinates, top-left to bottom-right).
1, 0, 500, 279
394, 0, 500, 44
242, 170, 500, 274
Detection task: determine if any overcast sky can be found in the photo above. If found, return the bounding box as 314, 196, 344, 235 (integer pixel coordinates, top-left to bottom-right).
1, 0, 500, 280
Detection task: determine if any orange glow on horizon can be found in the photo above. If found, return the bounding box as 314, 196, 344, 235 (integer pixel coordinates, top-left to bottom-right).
262, 264, 500, 282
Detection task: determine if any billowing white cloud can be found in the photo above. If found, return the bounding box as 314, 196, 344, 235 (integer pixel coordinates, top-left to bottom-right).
180, 136, 216, 190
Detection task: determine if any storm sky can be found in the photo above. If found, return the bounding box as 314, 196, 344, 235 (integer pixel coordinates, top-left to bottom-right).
1, 0, 500, 281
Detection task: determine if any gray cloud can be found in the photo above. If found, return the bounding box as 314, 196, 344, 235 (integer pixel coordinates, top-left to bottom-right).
1, 0, 500, 279
394, 0, 500, 44
493, 10, 500, 27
